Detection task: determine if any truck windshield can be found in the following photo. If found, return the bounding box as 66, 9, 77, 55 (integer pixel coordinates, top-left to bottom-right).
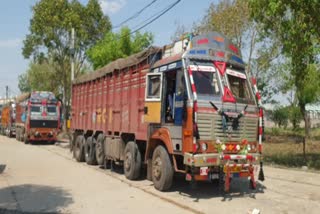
30, 106, 41, 115
47, 106, 57, 115
190, 65, 220, 97
226, 68, 254, 102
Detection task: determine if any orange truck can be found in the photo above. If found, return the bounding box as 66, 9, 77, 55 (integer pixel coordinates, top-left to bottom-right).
0, 102, 16, 137
70, 31, 264, 192
15, 91, 61, 144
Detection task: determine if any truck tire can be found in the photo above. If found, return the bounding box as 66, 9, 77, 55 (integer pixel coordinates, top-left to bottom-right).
74, 135, 85, 162
96, 134, 105, 166
84, 136, 97, 165
15, 128, 19, 141
24, 134, 29, 144
19, 129, 25, 142
152, 145, 174, 191
124, 141, 141, 180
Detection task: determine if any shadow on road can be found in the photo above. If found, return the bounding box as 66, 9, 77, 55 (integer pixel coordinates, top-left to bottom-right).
98, 162, 267, 201
168, 175, 266, 202
0, 184, 73, 213
0, 165, 6, 174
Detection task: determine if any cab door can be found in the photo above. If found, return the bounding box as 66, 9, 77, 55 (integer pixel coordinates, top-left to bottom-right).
144, 73, 163, 123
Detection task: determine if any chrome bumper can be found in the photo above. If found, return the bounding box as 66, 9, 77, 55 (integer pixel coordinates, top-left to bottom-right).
183, 152, 261, 167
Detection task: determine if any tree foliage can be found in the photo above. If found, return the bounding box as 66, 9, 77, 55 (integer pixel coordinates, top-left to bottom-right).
18, 73, 31, 93
288, 106, 302, 130
249, 0, 320, 125
21, 62, 61, 95
249, 0, 320, 159
271, 106, 289, 128
87, 27, 154, 69
22, 0, 111, 128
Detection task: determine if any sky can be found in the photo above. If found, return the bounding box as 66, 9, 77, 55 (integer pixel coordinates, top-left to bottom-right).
0, 0, 214, 99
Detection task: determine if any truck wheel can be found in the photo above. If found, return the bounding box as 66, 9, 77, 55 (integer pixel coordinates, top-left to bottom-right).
20, 129, 25, 142
96, 134, 105, 166
15, 129, 19, 141
24, 134, 29, 144
124, 141, 141, 180
74, 135, 85, 162
152, 145, 173, 191
84, 136, 97, 165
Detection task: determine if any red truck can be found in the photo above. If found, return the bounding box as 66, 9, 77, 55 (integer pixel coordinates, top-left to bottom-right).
15, 91, 61, 144
70, 31, 264, 192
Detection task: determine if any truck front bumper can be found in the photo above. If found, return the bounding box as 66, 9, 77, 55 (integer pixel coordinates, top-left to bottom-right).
183, 152, 261, 167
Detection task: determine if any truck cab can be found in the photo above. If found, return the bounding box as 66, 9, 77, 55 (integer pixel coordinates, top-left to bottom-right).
145, 32, 262, 191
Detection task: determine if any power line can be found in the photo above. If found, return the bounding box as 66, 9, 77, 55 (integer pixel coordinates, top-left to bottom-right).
130, 0, 182, 35
111, 0, 181, 40
113, 0, 159, 29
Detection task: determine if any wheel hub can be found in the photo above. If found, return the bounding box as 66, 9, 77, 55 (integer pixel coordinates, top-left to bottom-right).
125, 152, 132, 171
153, 157, 162, 180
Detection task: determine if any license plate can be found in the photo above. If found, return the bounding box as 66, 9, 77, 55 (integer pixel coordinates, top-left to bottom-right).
210, 173, 219, 179
200, 167, 208, 175
223, 165, 242, 173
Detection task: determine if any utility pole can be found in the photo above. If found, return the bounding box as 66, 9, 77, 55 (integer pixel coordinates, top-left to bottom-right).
71, 28, 75, 82
5, 86, 8, 103
67, 28, 75, 130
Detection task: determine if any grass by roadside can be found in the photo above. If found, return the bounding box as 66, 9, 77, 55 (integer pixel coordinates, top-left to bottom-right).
263, 127, 320, 170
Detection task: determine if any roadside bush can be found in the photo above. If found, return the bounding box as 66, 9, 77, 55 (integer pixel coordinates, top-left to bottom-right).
270, 106, 289, 128
288, 106, 303, 130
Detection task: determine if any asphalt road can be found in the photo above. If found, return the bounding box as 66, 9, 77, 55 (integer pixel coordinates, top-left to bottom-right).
1, 135, 320, 214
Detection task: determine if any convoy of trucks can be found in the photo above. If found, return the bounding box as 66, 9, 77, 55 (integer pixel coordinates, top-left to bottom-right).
69, 31, 264, 192
1, 91, 61, 144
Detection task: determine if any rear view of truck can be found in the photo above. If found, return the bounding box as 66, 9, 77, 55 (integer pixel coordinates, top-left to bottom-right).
15, 91, 61, 144
1, 102, 16, 137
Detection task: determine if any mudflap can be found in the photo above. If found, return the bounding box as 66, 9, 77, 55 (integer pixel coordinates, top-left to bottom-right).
258, 161, 265, 181
249, 165, 257, 189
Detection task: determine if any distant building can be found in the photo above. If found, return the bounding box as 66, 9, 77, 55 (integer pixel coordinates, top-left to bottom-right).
306, 103, 320, 128
263, 103, 320, 128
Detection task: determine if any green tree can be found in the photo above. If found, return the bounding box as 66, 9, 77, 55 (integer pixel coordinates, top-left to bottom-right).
22, 0, 111, 129
195, 0, 281, 103
288, 105, 302, 130
249, 0, 320, 158
19, 61, 61, 95
87, 27, 154, 69
18, 73, 31, 93
271, 106, 289, 128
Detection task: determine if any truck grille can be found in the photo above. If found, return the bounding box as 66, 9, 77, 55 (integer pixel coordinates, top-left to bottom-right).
30, 120, 58, 128
197, 112, 258, 142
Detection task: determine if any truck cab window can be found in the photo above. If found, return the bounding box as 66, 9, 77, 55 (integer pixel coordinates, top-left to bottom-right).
192, 70, 220, 97
146, 75, 161, 99
30, 106, 41, 115
47, 106, 57, 113
31, 106, 40, 112
226, 69, 253, 102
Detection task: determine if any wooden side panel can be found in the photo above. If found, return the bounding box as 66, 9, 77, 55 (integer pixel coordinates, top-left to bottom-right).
121, 70, 130, 132
71, 62, 151, 141
136, 70, 148, 139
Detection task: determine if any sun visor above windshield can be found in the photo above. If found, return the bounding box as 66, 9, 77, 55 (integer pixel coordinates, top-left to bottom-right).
189, 65, 215, 72
226, 68, 247, 79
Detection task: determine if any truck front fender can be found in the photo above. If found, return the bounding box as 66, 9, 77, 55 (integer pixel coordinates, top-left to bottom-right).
145, 127, 174, 160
